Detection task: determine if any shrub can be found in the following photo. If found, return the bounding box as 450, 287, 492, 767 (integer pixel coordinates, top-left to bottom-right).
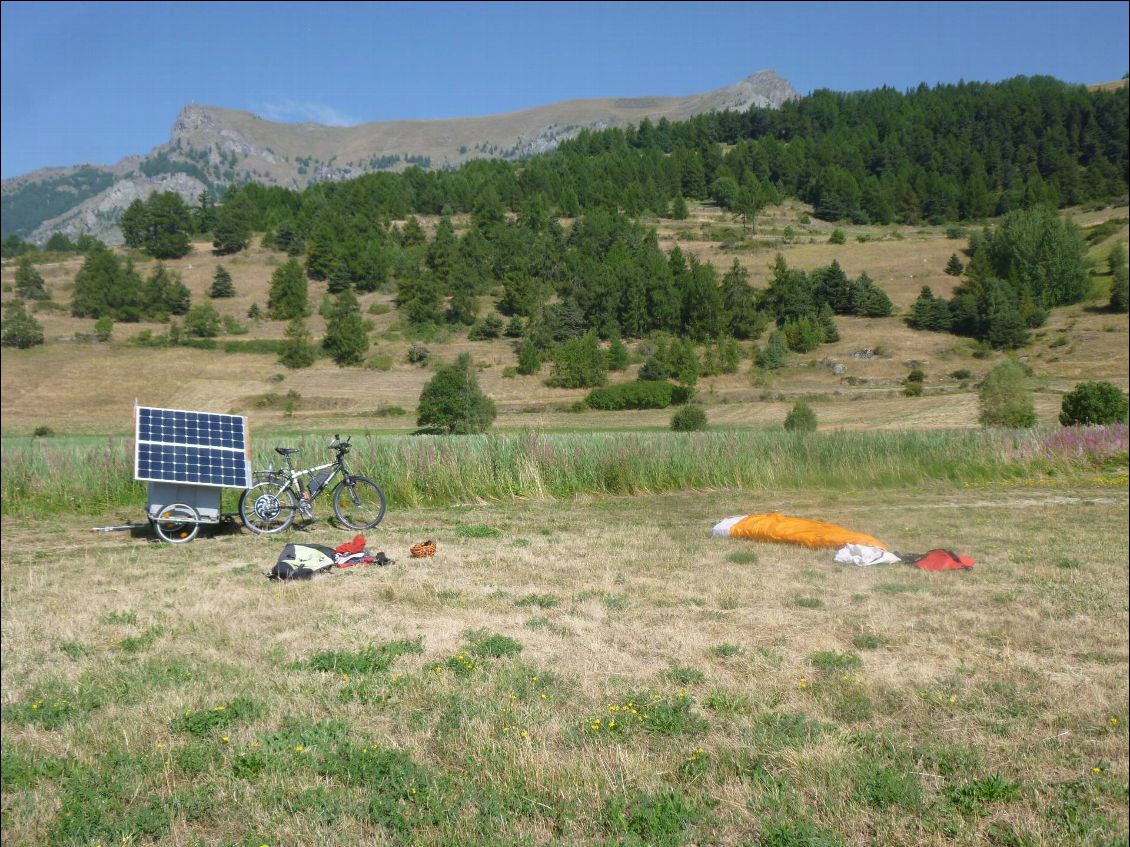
783, 315, 825, 353
829, 228, 846, 245
1, 301, 45, 348
979, 359, 1036, 428
467, 313, 504, 340
784, 401, 817, 432
94, 315, 113, 342
586, 381, 675, 411
516, 339, 541, 375
671, 404, 707, 432
183, 303, 222, 338
547, 331, 607, 388
903, 381, 924, 397
407, 343, 430, 365
1059, 381, 1129, 426
416, 353, 496, 434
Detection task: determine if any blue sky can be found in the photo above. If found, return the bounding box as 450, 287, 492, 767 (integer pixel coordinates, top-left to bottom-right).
2, 1, 1127, 179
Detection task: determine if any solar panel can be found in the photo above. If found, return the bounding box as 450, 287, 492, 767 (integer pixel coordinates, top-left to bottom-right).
134, 406, 251, 488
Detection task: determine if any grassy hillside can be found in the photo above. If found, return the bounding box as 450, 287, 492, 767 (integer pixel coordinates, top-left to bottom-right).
2, 202, 1127, 438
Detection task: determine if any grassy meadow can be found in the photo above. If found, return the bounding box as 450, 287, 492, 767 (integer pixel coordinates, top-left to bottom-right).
2, 481, 1127, 846
2, 201, 1128, 845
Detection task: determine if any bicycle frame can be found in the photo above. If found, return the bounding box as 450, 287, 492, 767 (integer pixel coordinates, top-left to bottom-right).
241, 435, 385, 534
274, 459, 340, 498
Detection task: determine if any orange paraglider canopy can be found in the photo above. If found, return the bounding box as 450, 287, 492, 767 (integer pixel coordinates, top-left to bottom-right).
713, 512, 886, 550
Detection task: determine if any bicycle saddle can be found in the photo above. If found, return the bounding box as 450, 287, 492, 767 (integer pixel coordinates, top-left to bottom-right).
275, 447, 300, 456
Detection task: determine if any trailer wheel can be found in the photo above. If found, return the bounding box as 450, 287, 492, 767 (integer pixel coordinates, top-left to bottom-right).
152, 503, 200, 543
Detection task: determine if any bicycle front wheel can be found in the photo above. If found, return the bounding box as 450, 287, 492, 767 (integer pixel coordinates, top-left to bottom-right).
240, 481, 297, 534
332, 476, 386, 530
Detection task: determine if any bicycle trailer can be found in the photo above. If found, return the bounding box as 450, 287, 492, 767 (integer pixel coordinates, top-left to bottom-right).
93, 405, 253, 543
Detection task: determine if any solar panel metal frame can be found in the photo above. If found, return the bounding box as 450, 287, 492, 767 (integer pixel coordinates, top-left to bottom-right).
134, 405, 252, 489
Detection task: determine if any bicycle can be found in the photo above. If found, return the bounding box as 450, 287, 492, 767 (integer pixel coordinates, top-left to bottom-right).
239, 435, 386, 534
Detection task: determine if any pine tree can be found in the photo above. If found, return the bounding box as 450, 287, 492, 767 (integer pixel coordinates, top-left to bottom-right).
783, 315, 825, 353
145, 192, 193, 259
278, 316, 317, 368
322, 289, 370, 366
142, 263, 191, 319
720, 259, 760, 339
212, 194, 252, 255
396, 270, 444, 325
209, 265, 236, 298
1108, 242, 1128, 313
908, 287, 936, 330
755, 331, 789, 371
606, 331, 629, 371
818, 303, 840, 343
14, 256, 48, 300
979, 279, 1030, 350
945, 253, 965, 276
268, 259, 309, 320
516, 339, 542, 375
71, 246, 143, 320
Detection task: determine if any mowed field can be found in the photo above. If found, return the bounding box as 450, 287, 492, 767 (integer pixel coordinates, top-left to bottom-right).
1, 484, 1127, 846
1, 202, 1126, 438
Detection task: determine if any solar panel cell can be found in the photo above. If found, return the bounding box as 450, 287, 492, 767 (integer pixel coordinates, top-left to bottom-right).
135, 406, 251, 488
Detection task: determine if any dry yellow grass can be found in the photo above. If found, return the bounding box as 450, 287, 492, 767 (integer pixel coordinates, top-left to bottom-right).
2, 482, 1127, 844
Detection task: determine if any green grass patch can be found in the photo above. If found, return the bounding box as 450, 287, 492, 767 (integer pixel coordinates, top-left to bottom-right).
947, 774, 1022, 814
465, 630, 523, 658
170, 697, 262, 736
726, 550, 759, 564
514, 593, 559, 609
710, 643, 745, 658
306, 637, 424, 675
793, 596, 825, 609
664, 664, 706, 686
809, 650, 862, 674
456, 524, 502, 538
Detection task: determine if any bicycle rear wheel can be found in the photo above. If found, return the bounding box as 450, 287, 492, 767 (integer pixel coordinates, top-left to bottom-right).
332, 476, 386, 530
240, 481, 298, 534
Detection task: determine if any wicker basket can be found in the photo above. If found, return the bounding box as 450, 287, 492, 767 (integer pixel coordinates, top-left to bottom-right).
409, 540, 437, 558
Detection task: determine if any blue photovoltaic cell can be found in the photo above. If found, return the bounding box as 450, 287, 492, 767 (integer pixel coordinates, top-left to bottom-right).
137, 407, 246, 450
135, 406, 250, 488
136, 444, 250, 487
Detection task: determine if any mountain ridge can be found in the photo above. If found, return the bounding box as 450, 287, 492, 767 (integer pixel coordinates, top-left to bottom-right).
2, 70, 798, 244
